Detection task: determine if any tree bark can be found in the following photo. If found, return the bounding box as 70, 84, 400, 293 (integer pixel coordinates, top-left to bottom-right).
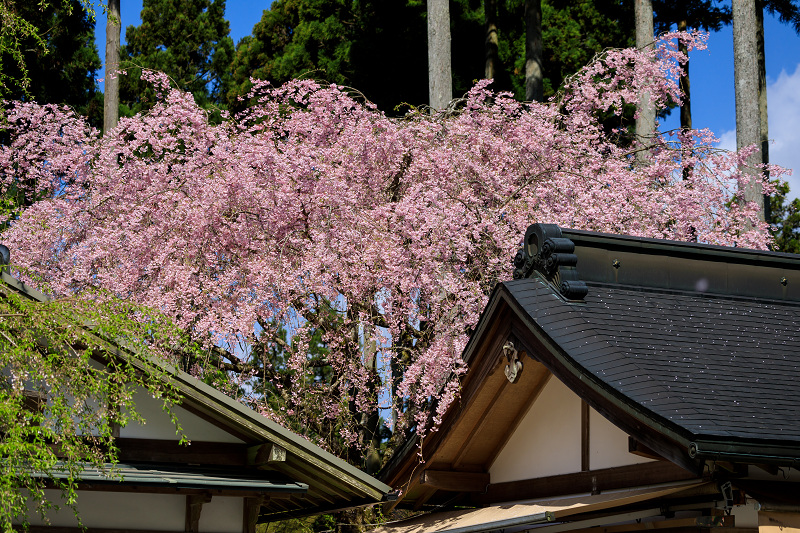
103, 0, 120, 134
678, 19, 693, 182
427, 0, 452, 110
634, 0, 655, 159
524, 0, 543, 102
756, 0, 771, 221
677, 20, 692, 131
484, 0, 499, 80
733, 0, 765, 223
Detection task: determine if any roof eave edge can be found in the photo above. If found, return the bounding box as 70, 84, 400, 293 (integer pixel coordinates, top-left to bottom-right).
689, 439, 800, 467
561, 228, 800, 267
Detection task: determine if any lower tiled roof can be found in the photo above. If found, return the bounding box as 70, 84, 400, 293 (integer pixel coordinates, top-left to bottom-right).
36, 461, 308, 492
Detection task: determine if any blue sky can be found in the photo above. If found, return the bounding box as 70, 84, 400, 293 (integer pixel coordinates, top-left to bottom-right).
93, 2, 800, 196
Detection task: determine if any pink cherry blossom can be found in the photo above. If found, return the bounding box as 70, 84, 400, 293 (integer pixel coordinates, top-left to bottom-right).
0, 33, 783, 449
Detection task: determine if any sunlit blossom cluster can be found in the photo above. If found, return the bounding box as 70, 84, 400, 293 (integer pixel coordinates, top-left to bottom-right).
0, 33, 781, 448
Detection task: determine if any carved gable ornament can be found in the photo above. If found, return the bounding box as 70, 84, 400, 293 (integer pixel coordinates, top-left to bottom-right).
501, 340, 523, 383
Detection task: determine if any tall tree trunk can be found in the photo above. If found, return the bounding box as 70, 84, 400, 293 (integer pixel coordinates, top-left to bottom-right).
678, 19, 693, 182
634, 0, 655, 162
756, 0, 771, 222
524, 0, 543, 102
427, 0, 452, 110
484, 0, 499, 80
360, 329, 381, 476
733, 0, 765, 224
677, 20, 692, 131
103, 0, 120, 134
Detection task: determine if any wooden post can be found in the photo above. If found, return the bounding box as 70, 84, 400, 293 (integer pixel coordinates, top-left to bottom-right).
185, 494, 212, 533
243, 497, 265, 533
581, 400, 590, 472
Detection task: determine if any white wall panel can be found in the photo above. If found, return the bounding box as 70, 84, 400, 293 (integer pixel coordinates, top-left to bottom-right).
120, 388, 244, 443
200, 496, 243, 533
589, 407, 653, 470
489, 378, 581, 483
22, 490, 185, 530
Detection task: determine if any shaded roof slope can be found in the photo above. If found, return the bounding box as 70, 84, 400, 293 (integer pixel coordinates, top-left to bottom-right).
505, 276, 800, 443
490, 223, 800, 466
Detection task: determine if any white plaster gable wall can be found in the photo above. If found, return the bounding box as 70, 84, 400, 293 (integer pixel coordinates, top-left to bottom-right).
489, 377, 653, 484
29, 360, 242, 443
589, 407, 653, 470
489, 377, 581, 483
120, 387, 244, 443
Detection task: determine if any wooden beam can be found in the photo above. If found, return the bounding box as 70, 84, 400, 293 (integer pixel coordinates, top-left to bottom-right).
37, 477, 298, 498
115, 438, 247, 466
18, 526, 211, 533
628, 437, 663, 461
582, 401, 590, 472
710, 461, 748, 476
243, 496, 265, 533
412, 486, 438, 511
258, 495, 398, 524
247, 443, 287, 467
54, 483, 287, 498
419, 470, 490, 492
472, 461, 698, 505
754, 463, 780, 475
566, 514, 737, 533
185, 493, 211, 533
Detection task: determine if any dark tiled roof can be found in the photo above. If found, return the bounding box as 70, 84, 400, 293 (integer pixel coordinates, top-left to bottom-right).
505, 276, 800, 443
36, 462, 308, 492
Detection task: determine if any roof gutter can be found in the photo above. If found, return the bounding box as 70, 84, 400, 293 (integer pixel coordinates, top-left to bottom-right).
689, 440, 800, 466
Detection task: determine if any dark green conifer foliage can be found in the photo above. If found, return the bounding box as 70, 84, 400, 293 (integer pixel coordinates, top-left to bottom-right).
762, 0, 800, 31
770, 181, 800, 254
458, 0, 634, 101
227, 0, 429, 114
227, 0, 633, 113
652, 0, 732, 34
0, 0, 102, 126
120, 0, 235, 114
